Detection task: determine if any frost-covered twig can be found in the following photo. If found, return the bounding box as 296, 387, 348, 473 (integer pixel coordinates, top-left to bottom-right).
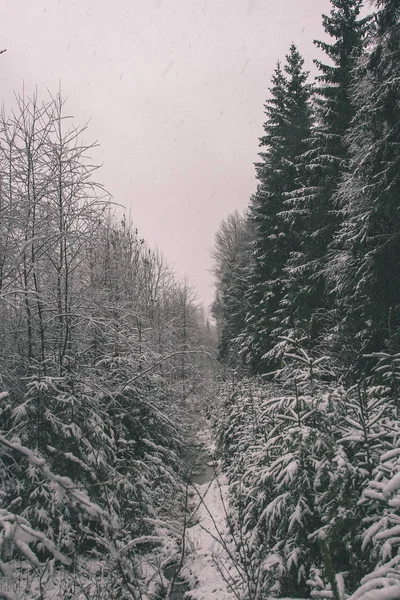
119, 349, 215, 393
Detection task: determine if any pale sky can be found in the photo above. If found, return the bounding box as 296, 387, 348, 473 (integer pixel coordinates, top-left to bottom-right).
1, 0, 334, 310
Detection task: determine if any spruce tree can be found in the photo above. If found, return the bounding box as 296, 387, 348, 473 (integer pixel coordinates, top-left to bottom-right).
276, 0, 370, 347
328, 0, 400, 360
241, 45, 313, 372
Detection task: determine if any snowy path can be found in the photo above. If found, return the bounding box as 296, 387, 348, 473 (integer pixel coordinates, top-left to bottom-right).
182, 474, 236, 600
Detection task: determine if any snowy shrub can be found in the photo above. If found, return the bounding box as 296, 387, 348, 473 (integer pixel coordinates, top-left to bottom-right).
0, 427, 141, 599
215, 343, 400, 598
215, 351, 334, 597
347, 437, 400, 600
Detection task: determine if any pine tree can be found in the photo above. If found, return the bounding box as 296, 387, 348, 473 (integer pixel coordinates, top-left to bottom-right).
314, 0, 370, 138
327, 0, 400, 361
241, 45, 313, 373
277, 0, 370, 348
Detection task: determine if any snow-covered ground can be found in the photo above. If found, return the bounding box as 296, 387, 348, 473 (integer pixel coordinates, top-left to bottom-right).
182, 473, 236, 600
176, 424, 307, 600
181, 471, 305, 600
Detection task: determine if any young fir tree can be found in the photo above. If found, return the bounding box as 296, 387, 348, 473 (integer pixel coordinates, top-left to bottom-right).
276, 0, 370, 347
327, 0, 400, 361
241, 45, 313, 373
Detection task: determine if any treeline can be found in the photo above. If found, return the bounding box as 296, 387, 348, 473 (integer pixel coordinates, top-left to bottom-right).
0, 93, 215, 598
212, 0, 400, 377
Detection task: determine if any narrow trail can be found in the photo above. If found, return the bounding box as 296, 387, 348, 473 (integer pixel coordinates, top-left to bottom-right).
182, 471, 235, 600
157, 390, 237, 600
172, 408, 236, 600
150, 395, 306, 600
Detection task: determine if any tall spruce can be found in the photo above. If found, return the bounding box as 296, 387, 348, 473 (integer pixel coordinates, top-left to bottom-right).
241, 45, 313, 372
276, 0, 370, 347
327, 0, 400, 361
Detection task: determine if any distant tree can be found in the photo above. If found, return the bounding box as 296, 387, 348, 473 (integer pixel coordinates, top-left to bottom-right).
211, 210, 252, 366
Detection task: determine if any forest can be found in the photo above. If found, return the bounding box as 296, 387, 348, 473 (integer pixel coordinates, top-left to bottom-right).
1, 0, 400, 599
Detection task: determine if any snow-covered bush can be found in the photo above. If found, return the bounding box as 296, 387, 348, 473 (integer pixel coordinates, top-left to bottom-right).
347, 438, 400, 600
216, 349, 336, 597
0, 419, 141, 599
215, 344, 400, 598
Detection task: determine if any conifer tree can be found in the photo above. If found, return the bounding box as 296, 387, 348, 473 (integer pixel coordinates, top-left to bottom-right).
327, 0, 400, 360
241, 45, 313, 372
277, 0, 370, 346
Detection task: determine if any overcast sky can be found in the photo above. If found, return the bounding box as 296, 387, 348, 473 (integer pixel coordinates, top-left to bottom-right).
1, 0, 334, 310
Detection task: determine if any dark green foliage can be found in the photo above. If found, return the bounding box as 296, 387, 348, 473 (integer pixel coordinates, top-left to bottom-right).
277, 0, 370, 347
327, 0, 400, 359
212, 0, 399, 377
314, 0, 371, 137
240, 45, 313, 373
210, 1, 400, 597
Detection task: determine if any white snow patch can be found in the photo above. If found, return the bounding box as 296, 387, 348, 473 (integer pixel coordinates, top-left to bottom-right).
182, 475, 236, 600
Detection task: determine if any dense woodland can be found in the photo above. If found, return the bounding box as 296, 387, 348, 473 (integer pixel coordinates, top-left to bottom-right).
2, 0, 400, 599
212, 0, 400, 598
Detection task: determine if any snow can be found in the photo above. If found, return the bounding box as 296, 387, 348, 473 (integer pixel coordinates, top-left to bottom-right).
348, 579, 400, 600
383, 472, 400, 500
182, 474, 236, 600
179, 429, 309, 600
